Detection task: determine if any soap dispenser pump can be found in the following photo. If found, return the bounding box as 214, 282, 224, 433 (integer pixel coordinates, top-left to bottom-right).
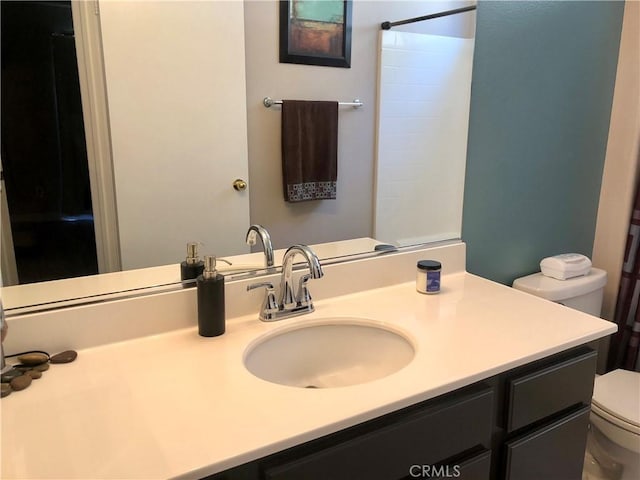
181, 242, 204, 285
196, 255, 225, 337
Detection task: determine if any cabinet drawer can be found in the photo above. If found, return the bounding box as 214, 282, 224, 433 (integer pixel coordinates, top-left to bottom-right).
265, 386, 493, 480
505, 405, 590, 480
506, 347, 596, 432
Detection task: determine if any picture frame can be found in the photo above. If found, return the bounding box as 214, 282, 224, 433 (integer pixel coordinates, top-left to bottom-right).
279, 0, 352, 68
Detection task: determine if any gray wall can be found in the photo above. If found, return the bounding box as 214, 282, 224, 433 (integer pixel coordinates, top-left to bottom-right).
462, 1, 625, 285
244, 1, 475, 249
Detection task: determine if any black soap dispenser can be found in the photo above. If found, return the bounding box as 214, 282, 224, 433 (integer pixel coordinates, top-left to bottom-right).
181, 242, 204, 286
196, 255, 225, 337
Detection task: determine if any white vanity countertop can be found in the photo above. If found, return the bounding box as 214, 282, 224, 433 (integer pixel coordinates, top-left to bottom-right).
1, 272, 615, 480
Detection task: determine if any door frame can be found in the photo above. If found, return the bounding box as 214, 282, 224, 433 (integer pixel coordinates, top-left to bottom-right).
71, 0, 121, 273
1, 158, 18, 286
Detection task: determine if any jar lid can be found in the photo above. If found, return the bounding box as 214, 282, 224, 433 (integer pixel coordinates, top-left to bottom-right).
417, 260, 441, 271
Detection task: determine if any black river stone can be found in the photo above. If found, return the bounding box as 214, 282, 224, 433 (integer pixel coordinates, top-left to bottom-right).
17, 353, 49, 366
9, 374, 32, 391
50, 350, 78, 364
1, 383, 12, 398
26, 370, 42, 380
1, 368, 23, 383
33, 363, 50, 372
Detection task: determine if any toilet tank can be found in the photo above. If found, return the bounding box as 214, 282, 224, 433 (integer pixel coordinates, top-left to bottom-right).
512, 268, 607, 316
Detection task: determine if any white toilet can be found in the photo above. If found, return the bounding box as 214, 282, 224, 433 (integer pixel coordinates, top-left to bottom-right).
513, 268, 640, 480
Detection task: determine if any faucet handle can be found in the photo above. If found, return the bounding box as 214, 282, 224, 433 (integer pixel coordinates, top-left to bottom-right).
247, 282, 279, 321
296, 274, 313, 308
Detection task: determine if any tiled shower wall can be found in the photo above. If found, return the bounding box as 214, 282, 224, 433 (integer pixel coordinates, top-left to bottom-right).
375, 30, 474, 246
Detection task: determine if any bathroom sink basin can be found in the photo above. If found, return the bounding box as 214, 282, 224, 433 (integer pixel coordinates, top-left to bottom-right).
243, 318, 414, 388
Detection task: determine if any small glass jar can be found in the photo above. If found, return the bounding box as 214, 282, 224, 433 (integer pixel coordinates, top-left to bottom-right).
416, 260, 441, 294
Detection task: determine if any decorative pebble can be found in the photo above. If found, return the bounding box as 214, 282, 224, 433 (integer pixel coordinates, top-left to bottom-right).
1, 383, 12, 398
26, 370, 42, 380
33, 363, 50, 372
17, 353, 49, 366
50, 350, 77, 364
9, 374, 32, 391
1, 368, 23, 383
13, 364, 32, 372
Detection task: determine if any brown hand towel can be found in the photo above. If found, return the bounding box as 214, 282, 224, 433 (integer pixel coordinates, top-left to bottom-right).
281, 100, 338, 202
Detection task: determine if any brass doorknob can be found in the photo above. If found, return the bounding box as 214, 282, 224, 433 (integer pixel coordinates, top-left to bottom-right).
233, 179, 247, 191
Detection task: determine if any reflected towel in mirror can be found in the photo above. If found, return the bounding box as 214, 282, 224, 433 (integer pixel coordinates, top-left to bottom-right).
281, 100, 338, 202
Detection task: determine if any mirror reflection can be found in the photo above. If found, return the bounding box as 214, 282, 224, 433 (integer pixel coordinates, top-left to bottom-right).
0, 0, 476, 310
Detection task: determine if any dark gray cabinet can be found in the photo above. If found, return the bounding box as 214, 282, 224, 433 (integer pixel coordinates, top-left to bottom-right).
207, 345, 596, 480
504, 406, 591, 480
264, 386, 493, 480
499, 346, 596, 480
505, 348, 597, 432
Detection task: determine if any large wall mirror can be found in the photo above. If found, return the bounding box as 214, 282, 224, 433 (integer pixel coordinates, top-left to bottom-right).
0, 0, 476, 313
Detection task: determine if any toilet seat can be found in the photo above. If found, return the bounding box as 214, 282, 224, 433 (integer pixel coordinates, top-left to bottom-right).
592, 369, 640, 427
591, 403, 640, 435
591, 369, 640, 454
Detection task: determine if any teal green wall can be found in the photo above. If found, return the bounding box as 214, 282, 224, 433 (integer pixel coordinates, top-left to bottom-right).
462, 1, 625, 285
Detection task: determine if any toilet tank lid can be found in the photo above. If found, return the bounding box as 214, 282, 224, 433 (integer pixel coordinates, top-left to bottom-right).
593, 369, 640, 427
512, 268, 607, 301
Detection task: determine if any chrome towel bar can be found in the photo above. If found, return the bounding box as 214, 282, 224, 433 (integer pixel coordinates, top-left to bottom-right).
263, 97, 363, 108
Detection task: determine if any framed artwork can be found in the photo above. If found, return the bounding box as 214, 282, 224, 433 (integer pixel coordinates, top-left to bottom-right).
279, 0, 352, 68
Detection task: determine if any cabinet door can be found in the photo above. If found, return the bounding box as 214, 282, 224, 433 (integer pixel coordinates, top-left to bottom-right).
505, 406, 590, 480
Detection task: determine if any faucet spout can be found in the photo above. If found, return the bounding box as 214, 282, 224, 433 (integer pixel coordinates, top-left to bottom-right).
245, 224, 274, 269
279, 244, 324, 310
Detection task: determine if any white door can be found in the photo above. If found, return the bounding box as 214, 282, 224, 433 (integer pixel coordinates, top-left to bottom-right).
98, 1, 250, 269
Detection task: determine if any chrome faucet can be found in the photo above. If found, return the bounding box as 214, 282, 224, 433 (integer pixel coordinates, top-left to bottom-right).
245, 224, 274, 270
247, 244, 323, 321
279, 245, 323, 310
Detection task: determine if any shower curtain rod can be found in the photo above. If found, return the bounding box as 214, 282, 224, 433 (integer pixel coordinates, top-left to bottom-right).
381, 5, 477, 30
